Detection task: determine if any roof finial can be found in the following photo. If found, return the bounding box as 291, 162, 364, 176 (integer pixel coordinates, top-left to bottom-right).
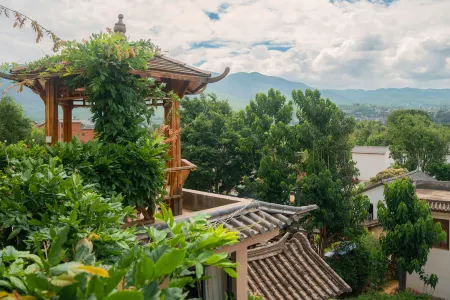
114, 14, 126, 35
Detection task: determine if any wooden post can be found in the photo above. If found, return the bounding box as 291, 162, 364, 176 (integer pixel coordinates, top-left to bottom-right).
62, 102, 73, 142
164, 80, 189, 216
44, 79, 58, 145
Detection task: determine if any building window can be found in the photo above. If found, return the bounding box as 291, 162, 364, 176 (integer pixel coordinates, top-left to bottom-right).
433, 219, 449, 250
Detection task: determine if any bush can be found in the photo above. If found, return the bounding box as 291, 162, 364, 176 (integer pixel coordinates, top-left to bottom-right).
0, 156, 137, 263
349, 290, 432, 300
426, 161, 450, 181
326, 234, 388, 295
48, 136, 167, 214
368, 168, 408, 184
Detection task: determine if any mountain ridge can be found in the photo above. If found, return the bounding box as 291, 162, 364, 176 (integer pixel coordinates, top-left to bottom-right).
4, 72, 450, 121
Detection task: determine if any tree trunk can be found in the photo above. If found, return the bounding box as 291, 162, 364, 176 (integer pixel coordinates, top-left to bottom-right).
319, 224, 327, 258
398, 266, 407, 291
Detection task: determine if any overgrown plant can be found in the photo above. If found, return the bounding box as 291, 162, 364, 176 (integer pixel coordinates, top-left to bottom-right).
18, 30, 171, 218
0, 206, 239, 299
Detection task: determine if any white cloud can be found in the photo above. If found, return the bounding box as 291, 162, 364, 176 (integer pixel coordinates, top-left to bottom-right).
0, 0, 450, 89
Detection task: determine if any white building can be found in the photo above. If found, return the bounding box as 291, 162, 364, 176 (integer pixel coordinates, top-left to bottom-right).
362, 170, 436, 221
352, 146, 394, 182
406, 181, 450, 299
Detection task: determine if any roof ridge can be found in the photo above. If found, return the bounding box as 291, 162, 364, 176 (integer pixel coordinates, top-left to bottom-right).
248, 233, 290, 260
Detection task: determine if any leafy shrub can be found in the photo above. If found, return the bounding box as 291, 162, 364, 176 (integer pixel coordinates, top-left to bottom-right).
48, 136, 167, 213
348, 290, 432, 300
425, 161, 450, 181
0, 156, 136, 263
326, 234, 388, 295
0, 206, 239, 299
368, 168, 408, 184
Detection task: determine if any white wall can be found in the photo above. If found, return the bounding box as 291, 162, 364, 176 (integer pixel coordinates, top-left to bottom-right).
363, 185, 385, 220
407, 212, 450, 299
353, 153, 389, 182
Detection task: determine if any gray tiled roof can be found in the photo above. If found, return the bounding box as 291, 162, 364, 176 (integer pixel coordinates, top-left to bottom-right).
352, 146, 389, 154
363, 170, 437, 192
138, 201, 317, 242
248, 233, 351, 300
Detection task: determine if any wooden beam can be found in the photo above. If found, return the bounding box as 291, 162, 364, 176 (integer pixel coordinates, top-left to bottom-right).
44, 79, 58, 145
62, 102, 73, 142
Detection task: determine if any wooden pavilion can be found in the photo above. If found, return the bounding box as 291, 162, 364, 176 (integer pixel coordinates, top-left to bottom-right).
3, 15, 229, 217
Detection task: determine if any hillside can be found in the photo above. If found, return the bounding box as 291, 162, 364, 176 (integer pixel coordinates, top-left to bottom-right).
4, 73, 450, 122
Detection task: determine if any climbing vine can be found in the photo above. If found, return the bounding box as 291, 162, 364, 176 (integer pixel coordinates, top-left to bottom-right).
19, 31, 172, 217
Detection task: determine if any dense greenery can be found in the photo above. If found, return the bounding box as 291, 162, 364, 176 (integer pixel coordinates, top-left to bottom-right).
377, 178, 445, 291
21, 31, 170, 217
368, 168, 408, 184
387, 111, 449, 171
425, 161, 450, 181
353, 120, 389, 146
349, 290, 432, 300
0, 96, 33, 144
326, 234, 388, 295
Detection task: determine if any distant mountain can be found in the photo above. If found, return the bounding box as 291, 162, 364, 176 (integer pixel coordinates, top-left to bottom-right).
204, 72, 450, 109
4, 73, 450, 122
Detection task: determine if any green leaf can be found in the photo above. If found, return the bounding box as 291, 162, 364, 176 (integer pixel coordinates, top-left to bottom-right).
168, 277, 194, 288
104, 270, 127, 296
26, 273, 51, 292
135, 255, 154, 288
7, 228, 22, 240
161, 287, 184, 300
148, 245, 170, 263
143, 280, 160, 300
153, 249, 186, 278
106, 291, 144, 300
146, 226, 167, 244
195, 263, 203, 279
0, 279, 12, 289
9, 276, 27, 292
223, 268, 238, 278
48, 226, 70, 266
86, 275, 104, 299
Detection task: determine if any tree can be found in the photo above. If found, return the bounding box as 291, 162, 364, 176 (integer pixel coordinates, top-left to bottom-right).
293, 89, 369, 256
377, 178, 445, 291
388, 111, 449, 170
426, 161, 450, 181
181, 94, 244, 193
239, 88, 296, 201
0, 96, 32, 144
353, 120, 388, 146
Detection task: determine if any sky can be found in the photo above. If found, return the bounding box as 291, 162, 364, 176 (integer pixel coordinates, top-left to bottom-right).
1, 0, 450, 89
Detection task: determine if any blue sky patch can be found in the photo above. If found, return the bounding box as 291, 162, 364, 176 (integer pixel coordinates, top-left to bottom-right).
253, 41, 293, 52
190, 40, 224, 49
204, 2, 229, 21
194, 60, 207, 67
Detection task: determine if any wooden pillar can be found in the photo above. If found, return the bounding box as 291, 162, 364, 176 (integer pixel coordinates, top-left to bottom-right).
164, 80, 189, 216
233, 249, 248, 299
44, 79, 58, 145
62, 102, 73, 142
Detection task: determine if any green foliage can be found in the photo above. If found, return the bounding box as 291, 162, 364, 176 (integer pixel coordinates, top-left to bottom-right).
387, 110, 449, 170
240, 89, 296, 202
293, 89, 368, 255
353, 120, 389, 146
377, 178, 445, 291
368, 168, 409, 184
0, 96, 33, 145
48, 137, 167, 209
181, 94, 244, 193
349, 290, 432, 300
425, 161, 450, 181
0, 155, 136, 263
0, 206, 239, 300
327, 234, 388, 295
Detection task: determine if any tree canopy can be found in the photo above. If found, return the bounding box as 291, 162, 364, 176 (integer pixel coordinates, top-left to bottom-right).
0, 96, 33, 144
378, 178, 445, 291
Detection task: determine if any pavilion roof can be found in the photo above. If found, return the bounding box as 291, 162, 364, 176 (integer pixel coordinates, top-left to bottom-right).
9, 54, 228, 95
